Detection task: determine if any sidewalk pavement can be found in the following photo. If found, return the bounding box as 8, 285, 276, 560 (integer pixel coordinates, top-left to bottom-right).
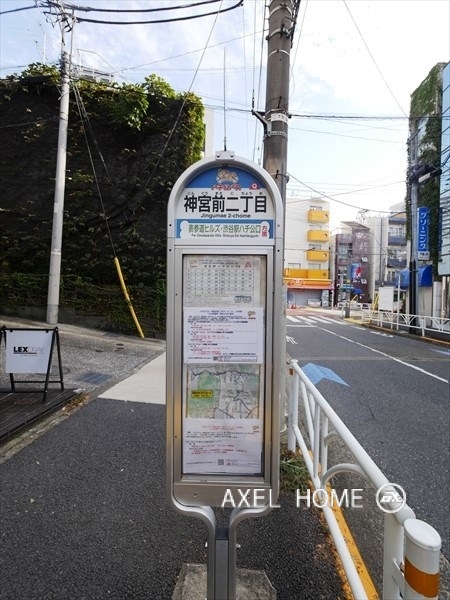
0, 316, 349, 600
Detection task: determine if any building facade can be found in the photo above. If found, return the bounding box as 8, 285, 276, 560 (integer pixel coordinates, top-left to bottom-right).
331, 223, 371, 305
407, 62, 449, 318
283, 195, 333, 307
367, 206, 407, 300
438, 62, 450, 317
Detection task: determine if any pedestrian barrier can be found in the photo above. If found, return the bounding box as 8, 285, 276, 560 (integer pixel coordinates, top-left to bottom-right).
360, 310, 450, 339
287, 359, 442, 600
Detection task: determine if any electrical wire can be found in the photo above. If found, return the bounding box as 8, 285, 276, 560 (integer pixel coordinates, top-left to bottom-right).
63, 0, 226, 13
72, 83, 117, 255
287, 171, 404, 214
71, 0, 243, 25
137, 0, 226, 201
286, 179, 406, 204
251, 2, 267, 165
342, 0, 408, 118
0, 5, 35, 15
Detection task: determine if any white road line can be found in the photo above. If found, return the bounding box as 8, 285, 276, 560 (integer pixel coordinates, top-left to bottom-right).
308, 316, 338, 324
316, 316, 345, 325
288, 315, 345, 325
294, 316, 317, 324
319, 328, 449, 383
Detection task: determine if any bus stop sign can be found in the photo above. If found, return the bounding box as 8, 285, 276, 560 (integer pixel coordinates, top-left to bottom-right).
166, 151, 284, 510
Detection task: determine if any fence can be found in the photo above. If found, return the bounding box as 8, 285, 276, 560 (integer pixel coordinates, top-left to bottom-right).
287, 359, 442, 600
359, 309, 450, 339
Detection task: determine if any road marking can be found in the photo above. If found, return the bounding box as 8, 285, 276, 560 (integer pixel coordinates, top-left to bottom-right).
370, 331, 393, 338
288, 315, 346, 325
286, 336, 298, 344
301, 363, 348, 386
433, 349, 450, 356
308, 316, 338, 324
319, 328, 449, 384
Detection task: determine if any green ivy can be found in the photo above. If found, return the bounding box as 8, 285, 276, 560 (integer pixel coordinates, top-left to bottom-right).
406, 63, 445, 277
0, 63, 205, 334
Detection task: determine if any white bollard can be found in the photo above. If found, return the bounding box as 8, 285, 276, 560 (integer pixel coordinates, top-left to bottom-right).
403, 519, 441, 600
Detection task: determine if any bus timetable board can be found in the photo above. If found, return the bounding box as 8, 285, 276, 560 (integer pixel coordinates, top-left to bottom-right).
166, 151, 284, 509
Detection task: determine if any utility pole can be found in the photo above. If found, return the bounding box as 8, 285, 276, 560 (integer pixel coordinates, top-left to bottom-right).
255, 0, 299, 441
255, 0, 299, 206
408, 171, 418, 331
46, 6, 72, 324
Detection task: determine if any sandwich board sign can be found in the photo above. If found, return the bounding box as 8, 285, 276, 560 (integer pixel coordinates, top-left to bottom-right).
166, 151, 284, 510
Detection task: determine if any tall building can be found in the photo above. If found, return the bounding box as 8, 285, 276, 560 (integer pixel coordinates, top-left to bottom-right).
407, 62, 449, 318
438, 62, 450, 318
283, 194, 333, 307
367, 205, 407, 300
331, 223, 370, 305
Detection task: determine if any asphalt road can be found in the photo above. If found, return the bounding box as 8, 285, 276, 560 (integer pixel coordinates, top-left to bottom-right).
286, 309, 450, 596
0, 315, 348, 600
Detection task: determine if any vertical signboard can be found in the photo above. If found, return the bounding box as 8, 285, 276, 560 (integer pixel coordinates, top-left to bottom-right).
417, 206, 430, 260
167, 151, 284, 509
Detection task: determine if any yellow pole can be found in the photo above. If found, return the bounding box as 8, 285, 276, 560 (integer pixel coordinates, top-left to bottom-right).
114, 256, 145, 339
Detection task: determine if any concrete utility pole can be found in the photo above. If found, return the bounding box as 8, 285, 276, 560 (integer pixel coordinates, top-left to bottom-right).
408, 173, 418, 329
259, 0, 299, 205
46, 9, 72, 325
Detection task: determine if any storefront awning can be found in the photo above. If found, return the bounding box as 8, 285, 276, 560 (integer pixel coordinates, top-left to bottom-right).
396, 265, 432, 289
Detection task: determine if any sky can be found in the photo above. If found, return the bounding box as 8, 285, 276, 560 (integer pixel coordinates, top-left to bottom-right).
1, 0, 449, 230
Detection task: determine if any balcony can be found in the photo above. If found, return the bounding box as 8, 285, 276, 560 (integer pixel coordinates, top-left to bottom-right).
307, 230, 329, 242
284, 275, 333, 290
284, 268, 308, 278
386, 258, 407, 269
387, 235, 406, 246
306, 249, 329, 262
308, 269, 329, 279
307, 209, 329, 224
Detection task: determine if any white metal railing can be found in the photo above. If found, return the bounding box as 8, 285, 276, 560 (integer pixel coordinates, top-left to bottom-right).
287, 359, 442, 600
359, 309, 450, 337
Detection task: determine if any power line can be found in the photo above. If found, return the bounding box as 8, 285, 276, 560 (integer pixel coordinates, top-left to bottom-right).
137, 0, 226, 201
64, 0, 243, 25
0, 5, 35, 15
342, 0, 408, 118
63, 0, 225, 13
287, 172, 405, 214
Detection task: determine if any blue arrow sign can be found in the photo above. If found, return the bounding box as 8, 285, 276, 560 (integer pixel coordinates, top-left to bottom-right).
301, 363, 349, 386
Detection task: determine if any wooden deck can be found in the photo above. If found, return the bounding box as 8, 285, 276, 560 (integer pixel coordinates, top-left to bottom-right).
0, 388, 76, 443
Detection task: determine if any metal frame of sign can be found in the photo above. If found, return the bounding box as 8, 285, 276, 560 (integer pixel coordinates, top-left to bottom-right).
0, 326, 64, 402
167, 150, 284, 507
166, 151, 284, 598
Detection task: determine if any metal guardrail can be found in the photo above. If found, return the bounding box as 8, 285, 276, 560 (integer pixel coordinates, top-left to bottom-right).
287, 359, 442, 600
359, 310, 450, 338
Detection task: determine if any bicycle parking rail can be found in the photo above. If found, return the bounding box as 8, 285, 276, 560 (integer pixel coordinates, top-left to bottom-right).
287, 359, 442, 600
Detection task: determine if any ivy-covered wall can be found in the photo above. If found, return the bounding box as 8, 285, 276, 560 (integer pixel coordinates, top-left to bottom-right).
0, 64, 205, 336
407, 62, 445, 276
